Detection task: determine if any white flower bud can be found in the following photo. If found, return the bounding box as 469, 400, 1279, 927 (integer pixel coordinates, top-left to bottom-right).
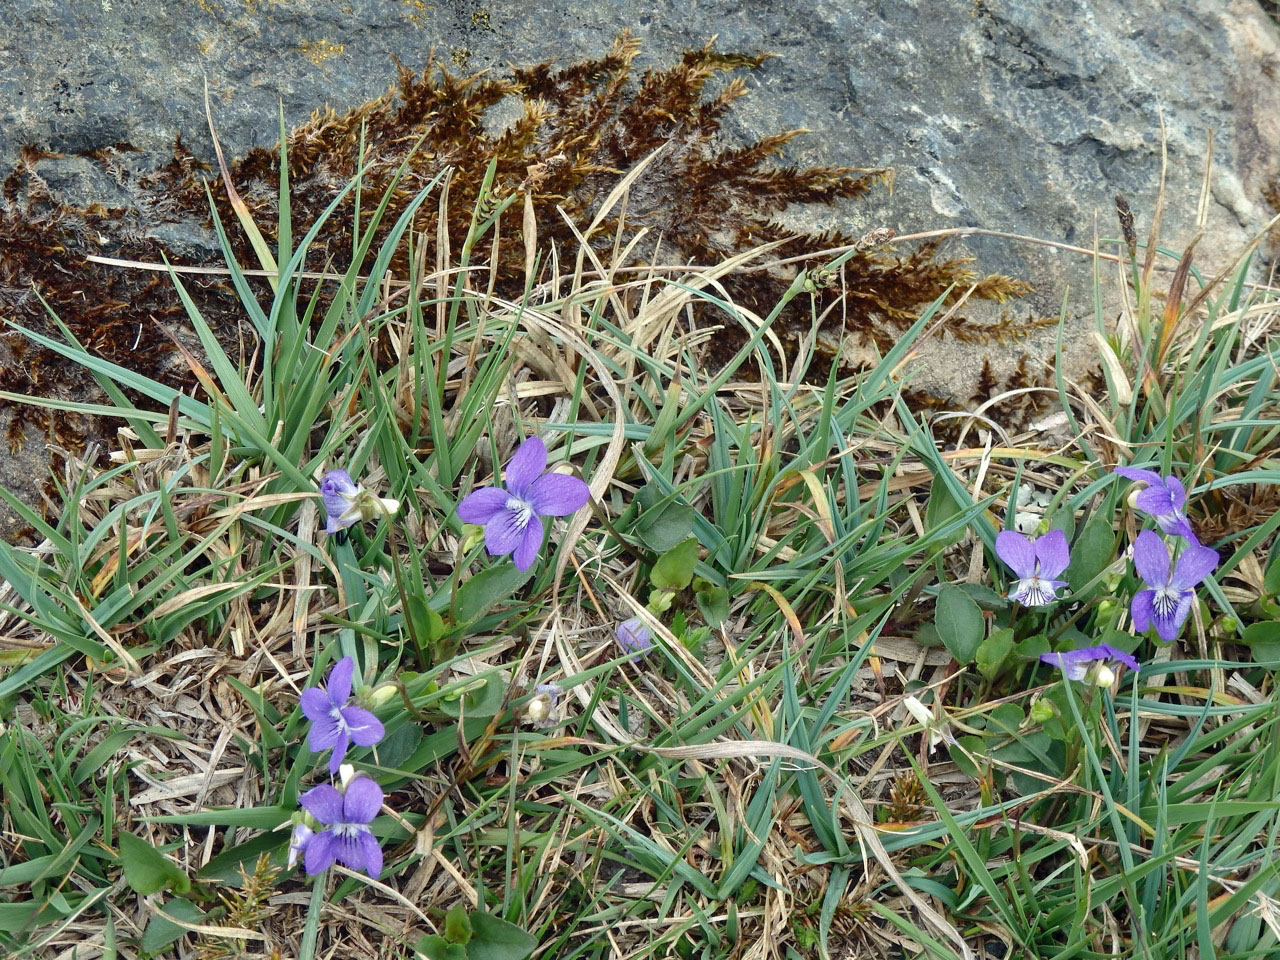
338, 763, 356, 789
367, 682, 399, 708
1089, 664, 1116, 689
902, 695, 933, 728
357, 496, 400, 522
526, 694, 551, 725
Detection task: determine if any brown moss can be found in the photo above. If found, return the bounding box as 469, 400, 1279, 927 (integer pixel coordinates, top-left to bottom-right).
184, 32, 1049, 365
1193, 481, 1280, 545
0, 149, 240, 450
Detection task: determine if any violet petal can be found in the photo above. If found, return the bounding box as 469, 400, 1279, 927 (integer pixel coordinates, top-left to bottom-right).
505, 437, 547, 497
342, 776, 384, 824
320, 469, 358, 517
1159, 514, 1198, 542
306, 715, 343, 753
341, 705, 385, 748
1113, 466, 1163, 487
1033, 529, 1071, 580
356, 830, 383, 877
303, 829, 338, 875
1096, 644, 1140, 671
300, 784, 344, 825
327, 657, 356, 706
513, 519, 545, 571
1131, 590, 1155, 633
1132, 531, 1170, 587
1135, 484, 1178, 517
528, 472, 590, 517
1170, 543, 1218, 591
333, 832, 366, 873
995, 530, 1036, 579
457, 486, 510, 525
617, 618, 653, 656
327, 732, 351, 775
1040, 651, 1089, 682
1156, 593, 1195, 644
483, 508, 527, 557
300, 687, 333, 723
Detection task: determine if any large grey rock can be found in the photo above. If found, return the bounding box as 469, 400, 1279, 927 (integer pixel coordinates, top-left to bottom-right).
3, 0, 1276, 250
1, 0, 1278, 539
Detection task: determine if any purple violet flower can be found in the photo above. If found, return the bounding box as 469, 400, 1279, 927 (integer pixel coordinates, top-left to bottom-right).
456, 437, 591, 571
1130, 529, 1219, 644
298, 775, 384, 877
1041, 644, 1140, 687
995, 529, 1070, 606
301, 657, 385, 775
617, 618, 653, 658
319, 469, 399, 535
1113, 466, 1197, 541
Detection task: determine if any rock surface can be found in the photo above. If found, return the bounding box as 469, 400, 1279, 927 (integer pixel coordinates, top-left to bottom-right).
1, 0, 1279, 539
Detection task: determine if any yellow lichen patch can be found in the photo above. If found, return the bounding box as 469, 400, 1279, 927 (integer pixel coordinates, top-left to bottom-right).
470, 9, 492, 30
400, 0, 430, 27
300, 39, 346, 66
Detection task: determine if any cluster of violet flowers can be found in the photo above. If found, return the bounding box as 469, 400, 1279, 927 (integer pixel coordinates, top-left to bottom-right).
288, 657, 390, 877
298, 437, 620, 871
1114, 466, 1218, 645
297, 437, 690, 872
991, 465, 1218, 689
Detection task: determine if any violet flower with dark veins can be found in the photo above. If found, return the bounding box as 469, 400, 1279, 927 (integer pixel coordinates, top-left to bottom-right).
301, 657, 385, 774
298, 775, 384, 877
995, 529, 1070, 606
1130, 530, 1218, 644
457, 437, 591, 571
1113, 466, 1197, 542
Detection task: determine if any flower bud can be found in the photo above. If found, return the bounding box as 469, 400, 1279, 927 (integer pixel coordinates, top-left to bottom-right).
356, 493, 400, 523
1028, 698, 1056, 725
461, 524, 486, 553
366, 682, 399, 708
617, 619, 654, 658
338, 763, 356, 789
287, 822, 313, 870
1089, 663, 1116, 689
901, 695, 952, 754
524, 683, 562, 729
